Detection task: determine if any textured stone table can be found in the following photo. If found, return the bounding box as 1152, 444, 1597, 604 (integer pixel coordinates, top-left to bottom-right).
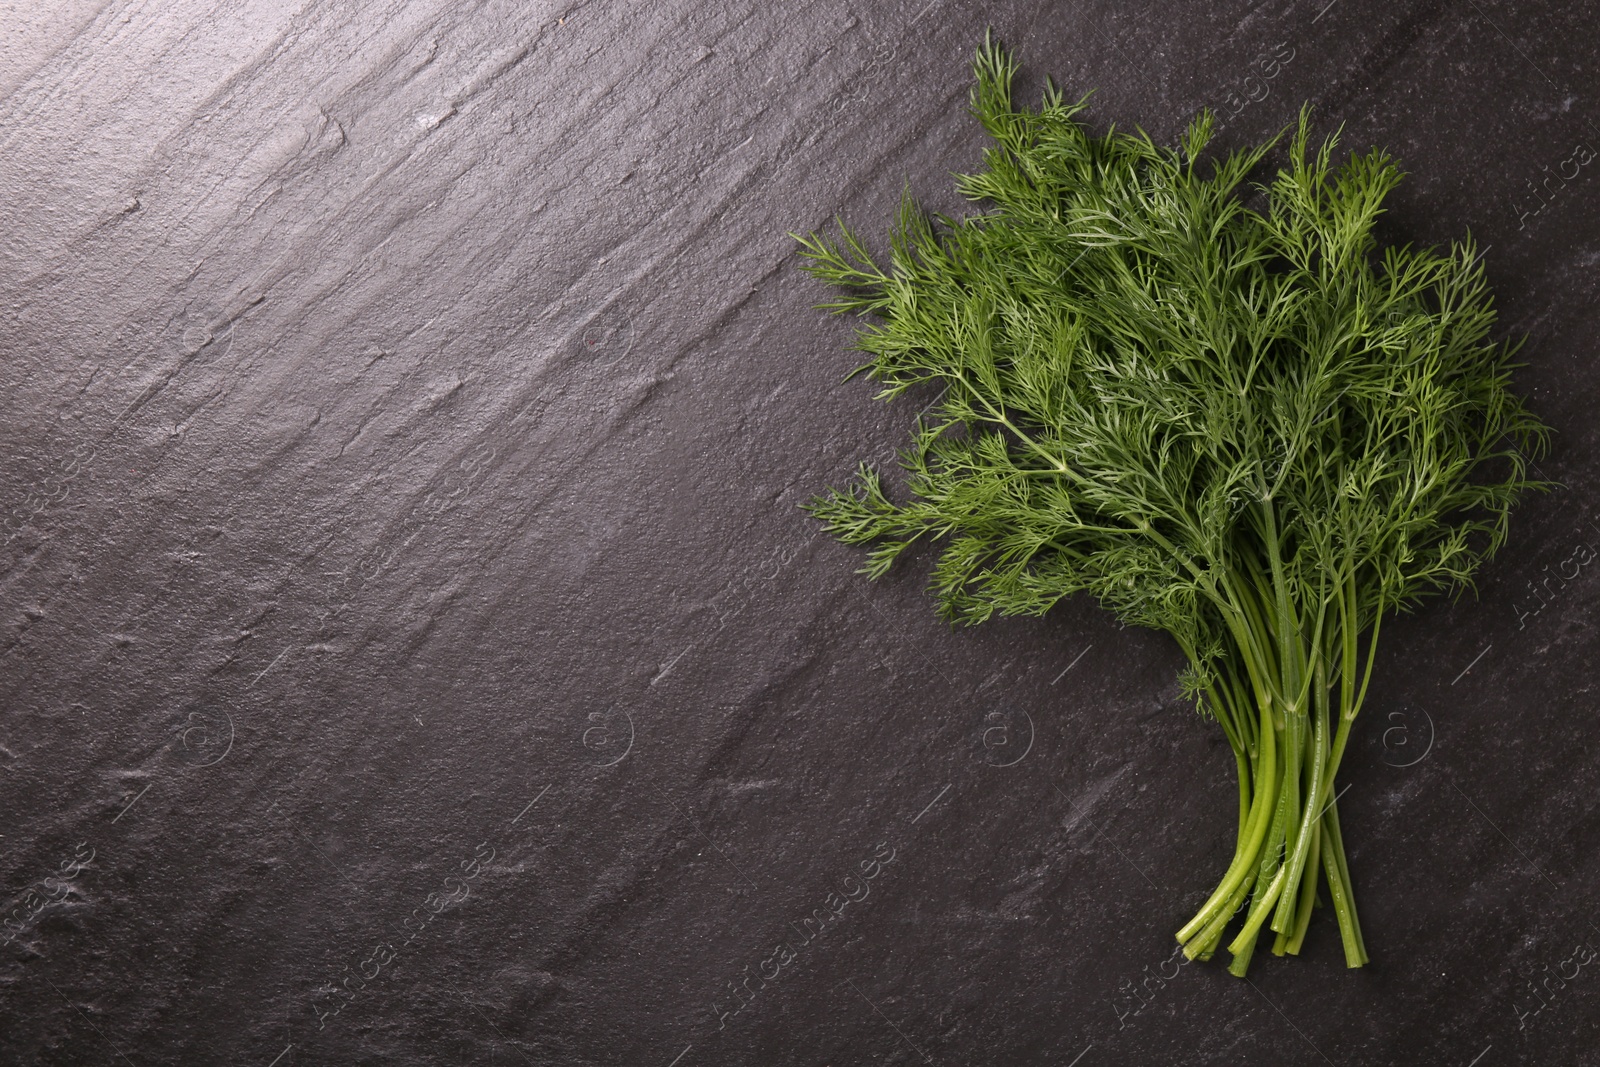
2, 1, 1597, 1063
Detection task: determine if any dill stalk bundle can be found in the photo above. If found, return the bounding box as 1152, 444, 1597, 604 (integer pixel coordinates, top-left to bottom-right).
793, 37, 1546, 974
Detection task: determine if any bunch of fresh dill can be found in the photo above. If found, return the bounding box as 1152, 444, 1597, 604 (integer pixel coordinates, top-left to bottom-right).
793, 35, 1547, 974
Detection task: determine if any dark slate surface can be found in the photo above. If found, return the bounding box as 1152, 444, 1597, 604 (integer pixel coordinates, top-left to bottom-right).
2, 1, 1598, 1064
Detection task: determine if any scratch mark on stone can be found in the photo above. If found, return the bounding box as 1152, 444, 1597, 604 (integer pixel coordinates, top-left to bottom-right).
511, 784, 552, 826
112, 783, 151, 823
1451, 643, 1491, 686
1051, 644, 1093, 685
911, 783, 951, 824
250, 645, 292, 688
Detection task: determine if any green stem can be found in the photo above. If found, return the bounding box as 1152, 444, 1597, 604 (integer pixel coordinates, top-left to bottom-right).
1272, 655, 1329, 935
1258, 496, 1303, 699
1275, 707, 1302, 923
1227, 863, 1287, 961
1176, 689, 1279, 946
1281, 819, 1322, 955
1233, 745, 1253, 853
1185, 869, 1256, 961
1320, 803, 1367, 966
1179, 582, 1378, 975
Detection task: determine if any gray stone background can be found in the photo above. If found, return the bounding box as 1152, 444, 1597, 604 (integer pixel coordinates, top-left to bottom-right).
1, 1, 1597, 1063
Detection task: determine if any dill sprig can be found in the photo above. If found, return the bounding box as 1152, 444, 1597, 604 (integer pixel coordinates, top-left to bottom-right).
793, 33, 1548, 974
